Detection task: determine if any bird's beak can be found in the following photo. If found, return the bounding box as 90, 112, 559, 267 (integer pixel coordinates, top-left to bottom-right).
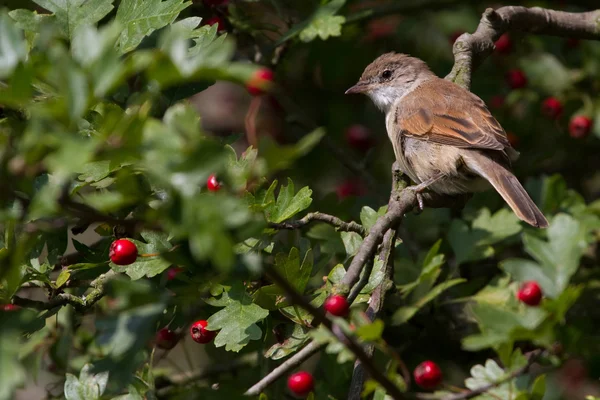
345, 82, 369, 95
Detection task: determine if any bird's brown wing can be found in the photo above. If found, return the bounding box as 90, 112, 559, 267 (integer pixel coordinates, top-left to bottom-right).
394, 78, 510, 151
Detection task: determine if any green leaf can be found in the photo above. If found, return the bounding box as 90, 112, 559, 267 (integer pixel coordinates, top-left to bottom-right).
309, 324, 355, 364
64, 364, 109, 400
464, 355, 527, 400
448, 208, 521, 265
341, 231, 362, 257
277, 0, 347, 45
355, 319, 384, 342
55, 269, 71, 289
0, 330, 25, 400
299, 15, 345, 42
392, 279, 465, 325
264, 324, 310, 360
264, 178, 312, 223
257, 129, 325, 173
503, 214, 586, 298
530, 374, 546, 400
0, 12, 27, 79
520, 53, 573, 94
32, 0, 115, 39
115, 0, 191, 53
206, 283, 269, 352
110, 232, 172, 280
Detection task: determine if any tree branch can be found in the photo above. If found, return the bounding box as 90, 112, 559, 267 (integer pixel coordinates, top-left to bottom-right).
12, 270, 116, 312
348, 227, 397, 400
269, 212, 366, 235
262, 263, 405, 399
447, 6, 600, 88
244, 341, 324, 396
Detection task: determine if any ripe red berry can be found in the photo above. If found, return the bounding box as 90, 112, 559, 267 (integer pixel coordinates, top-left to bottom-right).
156, 328, 179, 350
336, 179, 366, 200
246, 68, 274, 96
287, 371, 314, 397
517, 281, 543, 306
506, 132, 519, 148
167, 267, 184, 281
190, 320, 217, 344
206, 174, 221, 192
495, 33, 512, 54
345, 124, 374, 151
1, 304, 19, 311
449, 30, 463, 45
506, 69, 527, 89
324, 295, 350, 317
569, 115, 593, 139
109, 239, 138, 265
489, 95, 505, 110
542, 97, 563, 119
203, 16, 226, 32
414, 360, 443, 389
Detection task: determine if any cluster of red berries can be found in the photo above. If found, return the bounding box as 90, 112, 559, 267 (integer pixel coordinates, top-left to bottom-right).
200, 0, 229, 32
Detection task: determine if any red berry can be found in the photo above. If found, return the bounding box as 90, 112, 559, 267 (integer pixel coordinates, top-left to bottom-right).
489, 95, 505, 110
1, 304, 19, 311
109, 239, 138, 265
190, 320, 216, 344
569, 115, 593, 139
336, 179, 366, 200
345, 124, 374, 151
414, 361, 443, 389
506, 132, 519, 148
203, 16, 226, 32
542, 97, 563, 119
207, 174, 221, 192
449, 30, 463, 45
324, 295, 350, 317
167, 267, 183, 281
517, 281, 543, 306
246, 68, 274, 96
495, 33, 512, 54
507, 69, 527, 89
287, 371, 314, 397
156, 328, 179, 350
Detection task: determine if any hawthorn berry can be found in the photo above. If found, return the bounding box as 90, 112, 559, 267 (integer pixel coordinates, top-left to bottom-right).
246, 68, 274, 96
542, 97, 563, 119
345, 124, 374, 151
167, 267, 184, 281
495, 33, 512, 54
203, 16, 226, 32
190, 320, 216, 344
569, 115, 593, 139
287, 371, 314, 397
109, 239, 138, 265
324, 295, 349, 317
489, 95, 505, 110
336, 179, 365, 200
517, 281, 543, 306
1, 304, 19, 311
449, 30, 463, 45
506, 132, 519, 148
207, 174, 221, 192
506, 69, 527, 89
413, 360, 443, 389
156, 328, 179, 350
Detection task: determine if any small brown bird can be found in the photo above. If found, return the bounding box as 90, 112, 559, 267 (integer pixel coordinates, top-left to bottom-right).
346, 53, 548, 228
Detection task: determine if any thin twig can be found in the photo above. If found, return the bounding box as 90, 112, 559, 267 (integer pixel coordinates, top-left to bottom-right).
244, 341, 323, 396
416, 350, 544, 400
447, 6, 600, 89
348, 227, 398, 400
269, 212, 366, 235
263, 263, 405, 399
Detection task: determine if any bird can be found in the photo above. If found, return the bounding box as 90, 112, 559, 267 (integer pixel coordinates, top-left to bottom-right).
346, 52, 548, 228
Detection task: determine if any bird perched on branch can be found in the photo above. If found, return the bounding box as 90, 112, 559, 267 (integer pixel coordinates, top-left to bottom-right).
346, 52, 548, 228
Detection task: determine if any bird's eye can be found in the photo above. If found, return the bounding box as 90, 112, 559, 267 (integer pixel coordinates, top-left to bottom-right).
381, 70, 392, 80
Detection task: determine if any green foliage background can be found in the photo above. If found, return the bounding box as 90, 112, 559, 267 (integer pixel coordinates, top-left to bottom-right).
0, 0, 599, 399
